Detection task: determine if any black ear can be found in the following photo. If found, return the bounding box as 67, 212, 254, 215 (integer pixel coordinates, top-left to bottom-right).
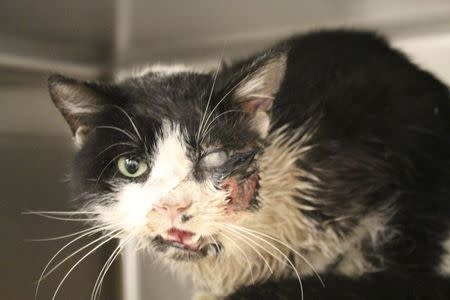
232, 53, 287, 137
48, 74, 108, 147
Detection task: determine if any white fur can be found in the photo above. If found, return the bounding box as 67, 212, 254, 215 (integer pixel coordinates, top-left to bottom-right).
91, 121, 193, 234
149, 122, 192, 191
165, 125, 395, 296
116, 63, 213, 82
89, 120, 228, 243
87, 121, 395, 297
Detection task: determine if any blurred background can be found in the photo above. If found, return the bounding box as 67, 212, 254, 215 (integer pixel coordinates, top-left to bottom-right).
1, 1, 450, 299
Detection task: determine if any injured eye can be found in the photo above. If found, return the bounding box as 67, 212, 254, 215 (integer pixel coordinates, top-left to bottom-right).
200, 150, 228, 168
117, 156, 148, 178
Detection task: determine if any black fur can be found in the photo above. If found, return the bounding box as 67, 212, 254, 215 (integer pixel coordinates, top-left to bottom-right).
48, 29, 450, 299
227, 273, 450, 300
229, 30, 450, 299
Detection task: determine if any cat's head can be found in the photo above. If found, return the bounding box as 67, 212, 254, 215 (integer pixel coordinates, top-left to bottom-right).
49, 53, 286, 261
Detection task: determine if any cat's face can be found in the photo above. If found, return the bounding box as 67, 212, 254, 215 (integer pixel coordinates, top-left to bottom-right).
49, 54, 286, 261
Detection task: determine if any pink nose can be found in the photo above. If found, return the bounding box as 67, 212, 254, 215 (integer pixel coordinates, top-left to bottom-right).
153, 198, 191, 220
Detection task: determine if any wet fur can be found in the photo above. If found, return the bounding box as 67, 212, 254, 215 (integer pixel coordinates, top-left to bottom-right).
48, 30, 450, 299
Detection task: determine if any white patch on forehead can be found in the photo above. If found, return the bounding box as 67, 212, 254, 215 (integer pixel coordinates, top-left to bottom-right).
116, 62, 216, 81
438, 230, 450, 276
149, 122, 192, 188
144, 64, 197, 76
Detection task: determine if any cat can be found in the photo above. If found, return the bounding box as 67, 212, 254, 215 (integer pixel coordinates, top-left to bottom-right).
47, 29, 450, 299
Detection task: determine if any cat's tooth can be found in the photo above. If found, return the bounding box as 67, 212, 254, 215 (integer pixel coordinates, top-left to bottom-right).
172, 241, 185, 249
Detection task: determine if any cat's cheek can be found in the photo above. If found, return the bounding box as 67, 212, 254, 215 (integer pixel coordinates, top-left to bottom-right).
222, 173, 259, 212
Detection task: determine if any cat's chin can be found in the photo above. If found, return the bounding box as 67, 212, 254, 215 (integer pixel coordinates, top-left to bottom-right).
151, 235, 220, 261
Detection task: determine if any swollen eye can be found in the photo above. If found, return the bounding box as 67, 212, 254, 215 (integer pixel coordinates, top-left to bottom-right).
117, 157, 148, 177
201, 150, 228, 168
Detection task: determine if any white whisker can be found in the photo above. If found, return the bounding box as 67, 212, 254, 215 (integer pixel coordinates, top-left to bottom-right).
95, 142, 137, 158
228, 223, 325, 287
96, 126, 138, 143
219, 226, 273, 274
223, 225, 305, 300
199, 73, 249, 143
218, 231, 255, 285
27, 226, 101, 242
112, 105, 143, 142
34, 224, 119, 300
23, 211, 97, 222
91, 237, 130, 300
41, 228, 122, 282
196, 55, 223, 144
201, 109, 241, 141
51, 231, 122, 300
23, 211, 99, 215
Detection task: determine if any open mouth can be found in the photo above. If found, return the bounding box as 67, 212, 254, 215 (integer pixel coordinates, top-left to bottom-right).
164, 228, 200, 250
152, 228, 221, 260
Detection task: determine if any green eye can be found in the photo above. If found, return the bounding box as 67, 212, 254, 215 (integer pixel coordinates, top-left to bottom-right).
117, 157, 148, 178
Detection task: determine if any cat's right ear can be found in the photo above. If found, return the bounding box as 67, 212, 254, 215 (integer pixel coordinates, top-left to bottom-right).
48, 74, 107, 147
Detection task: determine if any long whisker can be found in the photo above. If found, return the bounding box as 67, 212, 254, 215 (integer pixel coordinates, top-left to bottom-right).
196, 55, 223, 144
34, 224, 119, 300
200, 109, 241, 143
23, 211, 97, 222
218, 227, 273, 274
221, 225, 287, 269
23, 211, 99, 215
228, 223, 325, 287
92, 244, 125, 300
41, 228, 122, 282
95, 142, 137, 159
218, 231, 255, 285
199, 73, 249, 142
223, 225, 304, 300
51, 231, 122, 300
91, 237, 130, 300
111, 105, 143, 141
27, 226, 102, 242
96, 126, 138, 143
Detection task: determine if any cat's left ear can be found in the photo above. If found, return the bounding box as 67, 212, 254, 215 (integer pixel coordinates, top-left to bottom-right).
232, 53, 287, 137
48, 74, 109, 147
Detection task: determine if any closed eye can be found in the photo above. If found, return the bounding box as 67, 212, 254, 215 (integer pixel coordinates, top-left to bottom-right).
200, 150, 228, 168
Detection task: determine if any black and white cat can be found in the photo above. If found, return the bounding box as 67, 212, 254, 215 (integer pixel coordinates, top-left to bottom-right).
48, 30, 450, 299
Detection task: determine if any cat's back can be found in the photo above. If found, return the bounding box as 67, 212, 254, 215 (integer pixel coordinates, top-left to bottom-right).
275, 29, 450, 136
227, 29, 450, 300
275, 29, 450, 225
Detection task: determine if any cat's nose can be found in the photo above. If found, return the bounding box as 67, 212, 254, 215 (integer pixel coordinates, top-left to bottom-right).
153, 198, 192, 220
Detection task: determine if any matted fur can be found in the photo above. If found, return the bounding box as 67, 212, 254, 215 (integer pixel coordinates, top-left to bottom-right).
46, 29, 450, 300
161, 125, 397, 296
